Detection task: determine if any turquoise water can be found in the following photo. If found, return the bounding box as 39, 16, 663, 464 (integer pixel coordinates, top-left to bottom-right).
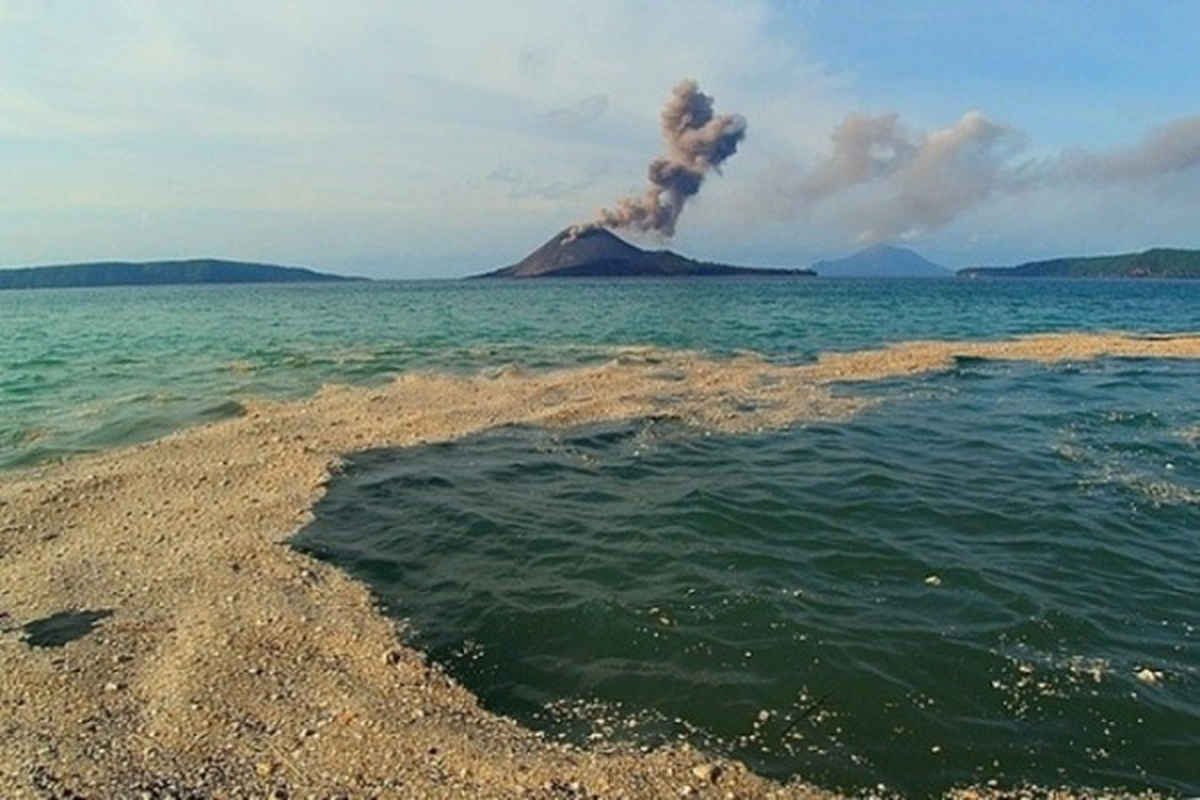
3, 277, 1198, 794
4, 278, 1197, 470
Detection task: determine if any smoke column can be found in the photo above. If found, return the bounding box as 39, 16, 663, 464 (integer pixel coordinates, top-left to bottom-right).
788, 110, 1014, 243
1028, 115, 1200, 184
583, 80, 746, 238
776, 110, 1200, 244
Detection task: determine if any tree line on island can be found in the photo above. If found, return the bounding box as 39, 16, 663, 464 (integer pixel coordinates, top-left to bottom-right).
8, 77, 1194, 288
472, 228, 1200, 279
0, 259, 361, 290
2, 239, 1199, 289
957, 248, 1200, 279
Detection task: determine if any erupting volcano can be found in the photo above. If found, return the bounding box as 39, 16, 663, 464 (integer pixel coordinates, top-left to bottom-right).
473, 227, 811, 279
474, 81, 796, 279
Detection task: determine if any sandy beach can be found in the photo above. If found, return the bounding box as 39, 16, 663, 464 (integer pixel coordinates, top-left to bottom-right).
3, 333, 1197, 798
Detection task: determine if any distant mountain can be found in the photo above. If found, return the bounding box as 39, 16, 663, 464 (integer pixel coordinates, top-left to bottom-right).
473, 228, 814, 278
958, 248, 1200, 279
811, 244, 950, 278
0, 259, 363, 290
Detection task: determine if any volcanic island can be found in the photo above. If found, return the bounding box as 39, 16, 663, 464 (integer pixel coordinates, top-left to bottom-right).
473, 227, 813, 279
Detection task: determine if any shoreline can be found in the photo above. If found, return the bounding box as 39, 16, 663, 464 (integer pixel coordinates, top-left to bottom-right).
3, 333, 1198, 797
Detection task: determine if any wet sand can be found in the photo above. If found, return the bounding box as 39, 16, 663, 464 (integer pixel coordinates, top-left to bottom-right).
2, 332, 1197, 798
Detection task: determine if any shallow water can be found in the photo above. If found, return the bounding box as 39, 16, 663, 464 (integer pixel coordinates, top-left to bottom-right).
3, 276, 1199, 795
295, 356, 1199, 795
4, 277, 1198, 470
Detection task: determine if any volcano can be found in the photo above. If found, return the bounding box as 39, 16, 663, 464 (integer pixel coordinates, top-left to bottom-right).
811, 244, 949, 278
473, 228, 811, 279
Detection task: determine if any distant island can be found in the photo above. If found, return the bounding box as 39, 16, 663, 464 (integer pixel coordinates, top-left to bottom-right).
0, 259, 363, 290
811, 244, 950, 278
958, 248, 1200, 279
473, 228, 814, 279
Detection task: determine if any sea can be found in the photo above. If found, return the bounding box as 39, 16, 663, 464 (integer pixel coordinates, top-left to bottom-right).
2, 277, 1197, 796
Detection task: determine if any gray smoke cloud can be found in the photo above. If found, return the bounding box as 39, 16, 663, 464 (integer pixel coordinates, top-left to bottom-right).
782, 110, 1200, 243
582, 80, 746, 238
787, 110, 1016, 242
1025, 115, 1200, 184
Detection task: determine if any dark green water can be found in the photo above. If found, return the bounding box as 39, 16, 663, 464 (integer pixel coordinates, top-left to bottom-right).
295, 357, 1199, 796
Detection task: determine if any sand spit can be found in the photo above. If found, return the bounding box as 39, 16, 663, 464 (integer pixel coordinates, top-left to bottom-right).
2, 332, 1196, 798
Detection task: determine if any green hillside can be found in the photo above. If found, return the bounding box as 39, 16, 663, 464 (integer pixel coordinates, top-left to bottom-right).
0, 259, 361, 290
959, 248, 1200, 278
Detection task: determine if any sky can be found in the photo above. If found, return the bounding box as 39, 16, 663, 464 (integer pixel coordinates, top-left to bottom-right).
3, 1, 1199, 278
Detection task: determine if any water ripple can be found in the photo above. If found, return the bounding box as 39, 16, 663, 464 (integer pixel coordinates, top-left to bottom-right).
296, 359, 1200, 796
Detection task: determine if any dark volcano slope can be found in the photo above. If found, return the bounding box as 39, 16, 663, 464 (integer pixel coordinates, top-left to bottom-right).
475, 228, 811, 278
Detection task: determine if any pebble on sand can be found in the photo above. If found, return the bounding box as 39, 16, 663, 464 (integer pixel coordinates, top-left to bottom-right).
1135, 667, 1163, 685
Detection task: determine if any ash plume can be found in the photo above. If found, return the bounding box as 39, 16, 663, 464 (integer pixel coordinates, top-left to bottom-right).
777, 109, 1200, 244
581, 80, 746, 238
790, 110, 1016, 242
1025, 115, 1200, 184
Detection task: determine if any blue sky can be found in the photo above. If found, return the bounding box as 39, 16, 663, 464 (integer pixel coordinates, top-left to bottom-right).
2, 1, 1198, 278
